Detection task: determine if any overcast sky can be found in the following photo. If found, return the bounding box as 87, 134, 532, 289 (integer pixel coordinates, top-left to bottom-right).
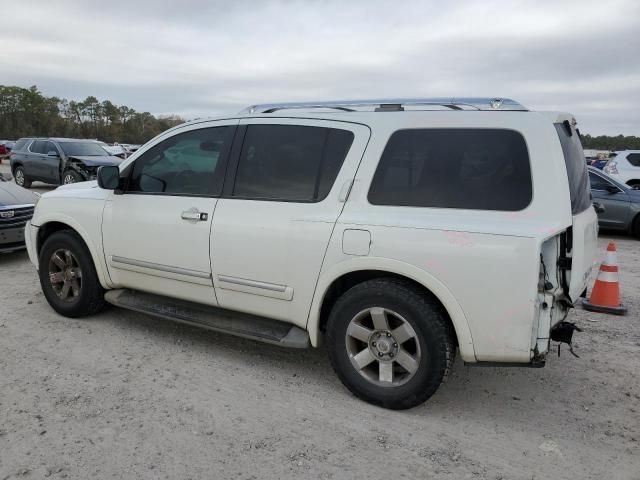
1, 0, 639, 135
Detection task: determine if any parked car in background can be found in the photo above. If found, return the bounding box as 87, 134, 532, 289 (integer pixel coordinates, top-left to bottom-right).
9, 138, 124, 187
589, 166, 640, 237
0, 140, 14, 157
0, 173, 39, 253
603, 150, 640, 187
96, 142, 128, 159
25, 97, 598, 409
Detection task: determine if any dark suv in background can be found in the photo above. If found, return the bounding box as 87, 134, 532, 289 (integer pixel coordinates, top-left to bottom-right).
9, 138, 123, 187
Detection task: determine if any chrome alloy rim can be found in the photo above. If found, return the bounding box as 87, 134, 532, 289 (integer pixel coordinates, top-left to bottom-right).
63, 174, 76, 184
15, 169, 25, 186
345, 307, 421, 387
48, 249, 82, 302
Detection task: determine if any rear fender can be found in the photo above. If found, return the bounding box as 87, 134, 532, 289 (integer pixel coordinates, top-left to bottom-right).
307, 256, 477, 362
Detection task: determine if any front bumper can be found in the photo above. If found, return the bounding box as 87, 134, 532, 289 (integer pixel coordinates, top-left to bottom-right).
0, 224, 27, 253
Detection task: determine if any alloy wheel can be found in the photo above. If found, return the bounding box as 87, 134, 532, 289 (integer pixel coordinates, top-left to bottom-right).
48, 249, 83, 302
15, 169, 24, 186
345, 307, 422, 387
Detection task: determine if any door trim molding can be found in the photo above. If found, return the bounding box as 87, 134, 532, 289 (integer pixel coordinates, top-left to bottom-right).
217, 274, 294, 301
111, 255, 212, 279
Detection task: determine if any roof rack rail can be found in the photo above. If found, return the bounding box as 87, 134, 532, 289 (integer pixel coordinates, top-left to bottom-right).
240, 97, 528, 114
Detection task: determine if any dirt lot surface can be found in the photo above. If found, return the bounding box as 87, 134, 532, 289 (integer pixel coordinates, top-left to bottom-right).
1, 218, 639, 478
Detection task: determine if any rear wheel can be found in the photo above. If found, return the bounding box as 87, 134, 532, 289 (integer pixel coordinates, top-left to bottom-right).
14, 166, 31, 188
326, 278, 455, 410
39, 230, 106, 317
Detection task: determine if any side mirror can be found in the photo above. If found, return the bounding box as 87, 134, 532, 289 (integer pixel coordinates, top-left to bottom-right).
97, 165, 120, 190
605, 185, 619, 194
47, 151, 59, 156
593, 202, 605, 214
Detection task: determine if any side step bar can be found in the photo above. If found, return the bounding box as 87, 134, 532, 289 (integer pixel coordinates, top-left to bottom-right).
104, 289, 310, 348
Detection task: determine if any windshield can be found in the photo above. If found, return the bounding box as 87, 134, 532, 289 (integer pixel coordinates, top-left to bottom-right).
59, 142, 109, 156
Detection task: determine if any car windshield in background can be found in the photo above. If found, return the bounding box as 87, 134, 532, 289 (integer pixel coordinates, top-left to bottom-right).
59, 142, 109, 156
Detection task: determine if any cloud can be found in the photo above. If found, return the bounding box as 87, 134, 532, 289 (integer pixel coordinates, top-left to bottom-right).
1, 0, 638, 134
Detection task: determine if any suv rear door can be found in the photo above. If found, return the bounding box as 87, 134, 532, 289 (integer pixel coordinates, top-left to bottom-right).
210, 119, 370, 328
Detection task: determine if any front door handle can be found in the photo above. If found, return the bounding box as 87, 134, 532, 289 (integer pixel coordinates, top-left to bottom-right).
181, 208, 208, 221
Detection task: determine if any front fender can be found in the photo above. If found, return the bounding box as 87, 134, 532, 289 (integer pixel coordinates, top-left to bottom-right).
307, 256, 477, 362
33, 211, 112, 290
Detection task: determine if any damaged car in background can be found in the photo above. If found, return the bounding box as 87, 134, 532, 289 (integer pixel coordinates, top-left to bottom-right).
9, 137, 124, 187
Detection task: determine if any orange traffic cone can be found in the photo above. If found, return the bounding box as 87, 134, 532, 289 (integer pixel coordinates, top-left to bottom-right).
582, 242, 627, 315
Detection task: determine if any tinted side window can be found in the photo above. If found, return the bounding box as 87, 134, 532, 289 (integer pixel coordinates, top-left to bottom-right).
128, 126, 233, 196
45, 141, 58, 155
232, 125, 354, 202
588, 172, 613, 191
368, 129, 532, 211
30, 140, 47, 154
627, 153, 640, 167
554, 123, 591, 214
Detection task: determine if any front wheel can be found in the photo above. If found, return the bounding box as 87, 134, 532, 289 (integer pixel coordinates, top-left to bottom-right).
62, 170, 84, 185
39, 230, 106, 318
326, 278, 455, 410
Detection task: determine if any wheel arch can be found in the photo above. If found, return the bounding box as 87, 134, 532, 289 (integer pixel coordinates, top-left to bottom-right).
307, 257, 477, 362
36, 218, 111, 289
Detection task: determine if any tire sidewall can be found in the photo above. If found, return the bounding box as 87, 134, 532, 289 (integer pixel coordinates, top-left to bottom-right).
14, 166, 30, 187
62, 170, 83, 185
327, 282, 450, 409
39, 231, 102, 318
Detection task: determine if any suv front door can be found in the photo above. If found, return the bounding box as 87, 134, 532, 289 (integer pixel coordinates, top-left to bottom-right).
210, 119, 370, 328
102, 121, 237, 305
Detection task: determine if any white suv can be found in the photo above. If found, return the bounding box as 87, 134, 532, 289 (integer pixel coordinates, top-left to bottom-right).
603, 150, 640, 187
25, 98, 599, 409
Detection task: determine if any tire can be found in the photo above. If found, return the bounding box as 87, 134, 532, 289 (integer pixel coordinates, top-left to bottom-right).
326, 278, 455, 410
62, 170, 84, 185
632, 214, 640, 239
14, 166, 31, 188
38, 230, 106, 318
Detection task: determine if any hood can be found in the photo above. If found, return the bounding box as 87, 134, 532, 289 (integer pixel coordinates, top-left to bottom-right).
68, 155, 123, 167
0, 179, 39, 207
54, 180, 99, 192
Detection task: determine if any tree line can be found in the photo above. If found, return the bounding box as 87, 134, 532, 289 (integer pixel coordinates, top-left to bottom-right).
1, 84, 639, 149
580, 133, 640, 151
0, 85, 184, 144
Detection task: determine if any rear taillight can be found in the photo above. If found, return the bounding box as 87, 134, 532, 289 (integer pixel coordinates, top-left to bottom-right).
604, 161, 618, 175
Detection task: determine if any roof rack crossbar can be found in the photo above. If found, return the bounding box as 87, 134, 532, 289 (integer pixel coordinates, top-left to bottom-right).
241, 97, 527, 114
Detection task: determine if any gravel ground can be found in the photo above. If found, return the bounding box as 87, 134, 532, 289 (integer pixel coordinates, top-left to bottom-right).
0, 167, 638, 479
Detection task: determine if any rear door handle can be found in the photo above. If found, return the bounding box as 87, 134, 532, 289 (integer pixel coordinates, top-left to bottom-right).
181, 208, 208, 221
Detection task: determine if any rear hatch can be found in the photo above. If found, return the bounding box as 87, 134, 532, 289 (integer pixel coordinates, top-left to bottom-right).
554, 119, 599, 301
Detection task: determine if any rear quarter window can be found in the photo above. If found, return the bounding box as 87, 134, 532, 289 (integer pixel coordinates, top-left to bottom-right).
554, 123, 591, 214
368, 128, 532, 211
626, 153, 640, 167
13, 138, 32, 152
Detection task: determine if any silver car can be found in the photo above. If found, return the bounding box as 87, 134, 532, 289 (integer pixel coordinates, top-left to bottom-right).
589, 166, 640, 238
0, 173, 39, 253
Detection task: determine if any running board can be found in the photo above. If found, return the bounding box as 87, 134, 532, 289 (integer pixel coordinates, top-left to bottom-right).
104, 289, 310, 348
